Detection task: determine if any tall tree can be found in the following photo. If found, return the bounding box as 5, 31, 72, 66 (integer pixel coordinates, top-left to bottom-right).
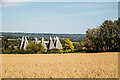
85, 18, 120, 51
2, 37, 10, 53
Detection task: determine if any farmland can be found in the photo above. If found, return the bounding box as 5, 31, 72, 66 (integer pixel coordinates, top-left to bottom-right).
1, 52, 118, 78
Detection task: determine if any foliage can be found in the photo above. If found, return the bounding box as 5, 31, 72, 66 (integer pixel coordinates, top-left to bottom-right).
47, 48, 62, 53
16, 43, 20, 51
2, 37, 9, 50
26, 43, 44, 53
16, 49, 26, 54
73, 43, 81, 50
73, 41, 85, 50
85, 18, 120, 52
1, 37, 12, 53
9, 40, 20, 46
62, 38, 74, 53
25, 50, 34, 54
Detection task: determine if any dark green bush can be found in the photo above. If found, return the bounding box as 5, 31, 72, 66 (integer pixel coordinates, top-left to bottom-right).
16, 49, 26, 54
25, 50, 34, 54
47, 48, 62, 54
26, 43, 45, 53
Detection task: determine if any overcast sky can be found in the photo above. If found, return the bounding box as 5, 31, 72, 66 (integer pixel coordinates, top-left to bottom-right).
2, 2, 118, 34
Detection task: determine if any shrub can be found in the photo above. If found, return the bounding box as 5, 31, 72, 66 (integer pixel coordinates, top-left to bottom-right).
47, 48, 62, 53
16, 49, 26, 54
26, 43, 45, 53
62, 38, 74, 53
26, 50, 34, 54
36, 43, 45, 53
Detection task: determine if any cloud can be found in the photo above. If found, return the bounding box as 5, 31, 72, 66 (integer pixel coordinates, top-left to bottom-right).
35, 9, 117, 21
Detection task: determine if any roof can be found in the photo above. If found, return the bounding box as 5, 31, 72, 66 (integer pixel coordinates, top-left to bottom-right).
54, 36, 63, 49
35, 37, 39, 43
41, 37, 47, 50
48, 36, 55, 49
19, 36, 29, 49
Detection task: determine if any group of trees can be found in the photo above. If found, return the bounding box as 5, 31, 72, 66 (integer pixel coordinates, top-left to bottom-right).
85, 18, 120, 52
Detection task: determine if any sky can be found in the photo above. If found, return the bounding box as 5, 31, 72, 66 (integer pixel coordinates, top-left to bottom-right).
1, 2, 118, 34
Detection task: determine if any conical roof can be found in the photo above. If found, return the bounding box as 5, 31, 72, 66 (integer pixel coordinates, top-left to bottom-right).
19, 36, 25, 49
53, 37, 56, 44
55, 36, 63, 49
48, 36, 55, 49
19, 36, 29, 49
41, 37, 47, 50
35, 37, 39, 43
24, 36, 29, 49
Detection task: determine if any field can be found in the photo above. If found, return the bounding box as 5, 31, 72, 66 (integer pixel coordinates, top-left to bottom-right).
1, 52, 118, 78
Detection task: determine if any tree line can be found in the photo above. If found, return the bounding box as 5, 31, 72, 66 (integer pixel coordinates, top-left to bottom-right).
84, 18, 120, 52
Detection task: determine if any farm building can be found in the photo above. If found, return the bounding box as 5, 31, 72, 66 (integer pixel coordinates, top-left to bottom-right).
19, 36, 63, 50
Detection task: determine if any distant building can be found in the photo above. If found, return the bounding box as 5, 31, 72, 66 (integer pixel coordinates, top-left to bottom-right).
54, 36, 63, 49
47, 36, 55, 49
47, 36, 63, 50
19, 36, 29, 49
35, 37, 39, 43
41, 37, 47, 50
19, 36, 63, 50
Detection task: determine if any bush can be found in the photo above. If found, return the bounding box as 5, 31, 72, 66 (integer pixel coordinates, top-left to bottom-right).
26, 43, 45, 53
16, 49, 26, 54
25, 50, 34, 54
47, 48, 62, 54
62, 38, 74, 53
36, 43, 45, 53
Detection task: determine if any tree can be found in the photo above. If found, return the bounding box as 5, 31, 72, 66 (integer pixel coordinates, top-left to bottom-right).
62, 38, 74, 53
85, 18, 120, 52
2, 37, 11, 53
26, 43, 44, 53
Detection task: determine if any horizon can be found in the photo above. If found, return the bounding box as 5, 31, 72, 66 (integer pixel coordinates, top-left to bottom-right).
1, 31, 86, 34
2, 2, 118, 34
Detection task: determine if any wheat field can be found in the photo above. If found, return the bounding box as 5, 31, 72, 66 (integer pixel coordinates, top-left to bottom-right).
1, 52, 118, 78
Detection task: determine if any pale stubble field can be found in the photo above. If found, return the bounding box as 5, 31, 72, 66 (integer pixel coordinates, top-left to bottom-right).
1, 52, 118, 78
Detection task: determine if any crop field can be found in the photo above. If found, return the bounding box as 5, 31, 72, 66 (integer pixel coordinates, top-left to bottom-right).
1, 52, 118, 78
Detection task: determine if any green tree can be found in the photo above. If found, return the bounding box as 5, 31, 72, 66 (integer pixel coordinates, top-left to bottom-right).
62, 38, 74, 53
26, 43, 44, 53
85, 18, 120, 52
2, 37, 11, 53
